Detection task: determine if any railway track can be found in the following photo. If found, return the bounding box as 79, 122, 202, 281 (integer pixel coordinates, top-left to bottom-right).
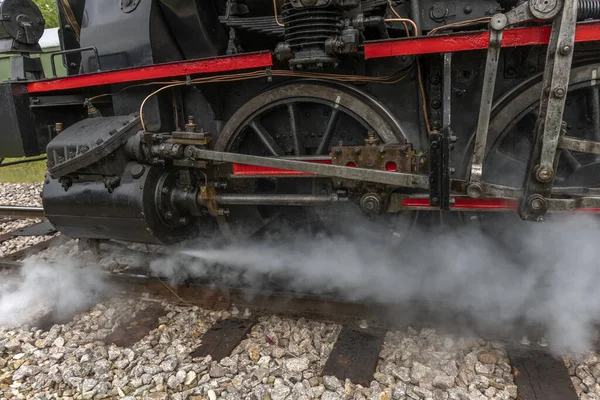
0, 204, 590, 400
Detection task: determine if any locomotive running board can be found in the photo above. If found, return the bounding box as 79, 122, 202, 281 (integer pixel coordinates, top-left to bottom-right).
26, 52, 273, 93
363, 20, 600, 59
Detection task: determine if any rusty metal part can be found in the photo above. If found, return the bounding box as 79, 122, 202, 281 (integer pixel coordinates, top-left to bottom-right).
330, 143, 421, 172
507, 346, 579, 400
172, 131, 212, 146
0, 206, 45, 219
330, 141, 425, 189
322, 328, 385, 387
199, 185, 218, 216
104, 305, 167, 347
189, 318, 255, 362
184, 115, 198, 133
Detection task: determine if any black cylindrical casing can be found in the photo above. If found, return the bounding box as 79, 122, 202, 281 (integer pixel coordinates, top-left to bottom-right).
42, 163, 196, 244
0, 0, 44, 44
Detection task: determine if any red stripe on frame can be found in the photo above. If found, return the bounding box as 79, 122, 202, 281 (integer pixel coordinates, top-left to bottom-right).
402, 198, 518, 210
27, 52, 273, 93
233, 160, 332, 176
364, 21, 600, 59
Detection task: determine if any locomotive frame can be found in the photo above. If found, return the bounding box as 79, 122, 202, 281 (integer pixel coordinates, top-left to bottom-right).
3, 0, 600, 243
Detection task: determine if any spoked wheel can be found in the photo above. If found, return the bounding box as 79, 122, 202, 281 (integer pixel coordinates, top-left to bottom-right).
467, 63, 600, 234
213, 82, 412, 239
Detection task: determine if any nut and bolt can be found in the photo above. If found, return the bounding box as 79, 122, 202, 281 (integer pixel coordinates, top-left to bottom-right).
560, 45, 572, 55
536, 166, 554, 182
553, 87, 566, 98
530, 197, 545, 211
164, 211, 173, 221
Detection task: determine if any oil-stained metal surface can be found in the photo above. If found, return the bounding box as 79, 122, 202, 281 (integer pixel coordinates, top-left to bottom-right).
104, 305, 166, 347
322, 328, 385, 387
189, 318, 255, 362
508, 347, 578, 400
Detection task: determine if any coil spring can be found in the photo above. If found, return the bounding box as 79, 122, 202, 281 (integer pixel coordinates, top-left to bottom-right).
579, 0, 600, 20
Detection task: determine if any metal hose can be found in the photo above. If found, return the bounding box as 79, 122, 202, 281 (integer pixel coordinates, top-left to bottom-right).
579, 0, 600, 20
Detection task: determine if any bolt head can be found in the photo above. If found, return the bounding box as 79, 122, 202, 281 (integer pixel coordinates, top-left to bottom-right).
536, 167, 554, 182
560, 45, 572, 55
553, 87, 566, 98
530, 198, 544, 210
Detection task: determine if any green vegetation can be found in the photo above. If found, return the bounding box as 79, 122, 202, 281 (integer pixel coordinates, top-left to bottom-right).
34, 0, 60, 29
0, 157, 47, 183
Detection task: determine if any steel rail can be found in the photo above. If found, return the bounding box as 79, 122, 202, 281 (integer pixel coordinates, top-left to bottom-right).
0, 206, 45, 219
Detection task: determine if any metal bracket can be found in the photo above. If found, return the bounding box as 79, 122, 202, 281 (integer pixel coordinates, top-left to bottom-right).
49, 47, 101, 76
430, 53, 453, 210
518, 0, 577, 221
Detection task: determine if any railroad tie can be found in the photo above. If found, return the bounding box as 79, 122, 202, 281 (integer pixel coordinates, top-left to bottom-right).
104, 305, 167, 347
189, 318, 256, 362
322, 327, 385, 387
507, 346, 578, 400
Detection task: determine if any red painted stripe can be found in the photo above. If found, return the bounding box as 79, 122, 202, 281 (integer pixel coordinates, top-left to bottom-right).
364, 21, 600, 59
27, 52, 273, 93
233, 160, 331, 176
402, 198, 518, 210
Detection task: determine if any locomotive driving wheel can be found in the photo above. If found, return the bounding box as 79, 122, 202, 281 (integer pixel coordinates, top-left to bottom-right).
213, 82, 410, 239
469, 62, 600, 232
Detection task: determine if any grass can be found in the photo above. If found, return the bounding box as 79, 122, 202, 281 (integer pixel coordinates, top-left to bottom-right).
0, 156, 47, 183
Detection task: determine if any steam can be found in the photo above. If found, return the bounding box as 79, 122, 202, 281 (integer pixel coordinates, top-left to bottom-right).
150, 213, 600, 353
0, 257, 106, 328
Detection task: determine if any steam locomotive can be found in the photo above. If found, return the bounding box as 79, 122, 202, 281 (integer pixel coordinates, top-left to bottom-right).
1, 0, 600, 244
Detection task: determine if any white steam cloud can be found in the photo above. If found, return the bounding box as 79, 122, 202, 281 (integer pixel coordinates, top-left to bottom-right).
147, 213, 600, 354
0, 257, 106, 328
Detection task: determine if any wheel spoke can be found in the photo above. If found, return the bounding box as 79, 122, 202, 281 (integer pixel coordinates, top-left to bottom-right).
287, 104, 304, 155
316, 108, 341, 155
589, 86, 600, 141
249, 120, 284, 156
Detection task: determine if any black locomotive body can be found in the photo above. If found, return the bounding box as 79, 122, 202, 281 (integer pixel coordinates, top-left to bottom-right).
1, 0, 600, 244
